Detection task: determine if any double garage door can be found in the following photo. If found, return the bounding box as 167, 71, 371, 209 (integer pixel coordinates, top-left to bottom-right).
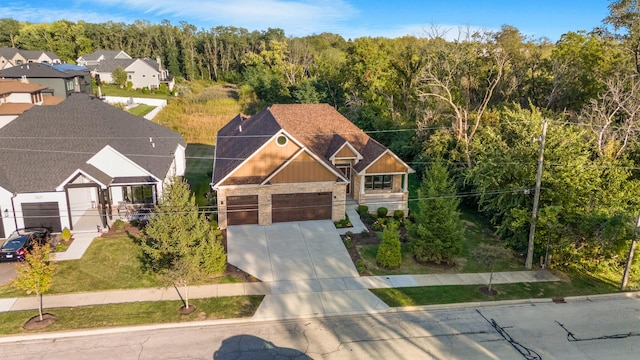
226, 192, 332, 226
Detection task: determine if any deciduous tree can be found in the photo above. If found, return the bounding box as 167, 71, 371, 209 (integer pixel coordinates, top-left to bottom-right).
14, 243, 56, 321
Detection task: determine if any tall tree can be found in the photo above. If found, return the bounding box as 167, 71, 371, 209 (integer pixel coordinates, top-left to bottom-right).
407, 160, 464, 264
605, 0, 640, 74
418, 29, 508, 168
141, 178, 226, 309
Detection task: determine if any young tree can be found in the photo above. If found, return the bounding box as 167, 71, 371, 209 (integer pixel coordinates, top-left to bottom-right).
141, 177, 226, 310
376, 221, 402, 268
472, 243, 514, 294
407, 160, 464, 264
112, 67, 128, 88
14, 243, 56, 321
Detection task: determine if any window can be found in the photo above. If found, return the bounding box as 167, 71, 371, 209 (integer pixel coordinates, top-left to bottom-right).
365, 175, 392, 190
276, 135, 288, 146
122, 185, 154, 204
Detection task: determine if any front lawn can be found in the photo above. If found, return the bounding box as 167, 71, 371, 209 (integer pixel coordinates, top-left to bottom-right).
0, 235, 242, 298
0, 296, 263, 335
127, 104, 156, 117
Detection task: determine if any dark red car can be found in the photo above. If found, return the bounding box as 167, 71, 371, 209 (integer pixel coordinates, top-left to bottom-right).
0, 228, 51, 262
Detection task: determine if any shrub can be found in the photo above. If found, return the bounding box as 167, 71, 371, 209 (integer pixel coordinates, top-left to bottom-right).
377, 207, 388, 218
357, 205, 369, 215
343, 236, 354, 249
376, 222, 402, 268
393, 210, 405, 221
361, 229, 371, 238
61, 227, 72, 242
356, 260, 366, 274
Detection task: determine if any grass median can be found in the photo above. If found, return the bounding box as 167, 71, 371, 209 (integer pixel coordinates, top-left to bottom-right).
0, 295, 263, 335
371, 271, 621, 307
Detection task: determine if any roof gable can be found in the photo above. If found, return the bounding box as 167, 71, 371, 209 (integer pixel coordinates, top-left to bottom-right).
363, 150, 414, 174
266, 149, 345, 184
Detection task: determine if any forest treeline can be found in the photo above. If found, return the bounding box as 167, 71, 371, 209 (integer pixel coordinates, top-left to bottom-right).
2, 0, 639, 275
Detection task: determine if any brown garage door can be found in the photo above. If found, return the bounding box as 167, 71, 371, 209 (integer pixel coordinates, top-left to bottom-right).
272, 192, 332, 223
226, 195, 258, 225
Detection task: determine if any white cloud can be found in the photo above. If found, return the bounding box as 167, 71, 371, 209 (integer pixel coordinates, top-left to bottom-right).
337, 24, 500, 41
90, 0, 359, 34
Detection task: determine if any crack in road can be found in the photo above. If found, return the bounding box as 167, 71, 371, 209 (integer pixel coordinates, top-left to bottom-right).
555, 320, 640, 342
136, 335, 150, 360
476, 309, 542, 360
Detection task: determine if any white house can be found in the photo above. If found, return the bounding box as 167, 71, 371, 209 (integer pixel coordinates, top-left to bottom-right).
0, 94, 186, 238
77, 50, 174, 91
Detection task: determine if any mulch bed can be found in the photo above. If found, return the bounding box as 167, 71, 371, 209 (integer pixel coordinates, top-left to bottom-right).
23, 313, 57, 330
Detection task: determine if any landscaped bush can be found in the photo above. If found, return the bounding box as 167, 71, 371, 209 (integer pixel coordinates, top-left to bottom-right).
343, 236, 354, 249
377, 207, 388, 218
376, 222, 402, 268
334, 213, 352, 228
357, 205, 369, 215
112, 219, 126, 232
61, 227, 73, 242
356, 260, 366, 274
393, 210, 404, 221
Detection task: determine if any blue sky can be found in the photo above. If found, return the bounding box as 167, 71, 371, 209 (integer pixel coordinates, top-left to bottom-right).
2, 0, 611, 41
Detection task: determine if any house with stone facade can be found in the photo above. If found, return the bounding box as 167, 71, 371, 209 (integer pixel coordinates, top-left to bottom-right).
211, 104, 414, 229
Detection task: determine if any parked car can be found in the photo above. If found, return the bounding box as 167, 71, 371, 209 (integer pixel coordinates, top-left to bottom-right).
0, 227, 51, 262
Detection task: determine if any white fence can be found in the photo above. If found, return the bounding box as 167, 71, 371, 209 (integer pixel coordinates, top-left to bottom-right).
102, 96, 167, 121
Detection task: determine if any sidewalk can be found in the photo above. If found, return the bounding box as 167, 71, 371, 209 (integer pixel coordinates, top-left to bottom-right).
0, 270, 559, 314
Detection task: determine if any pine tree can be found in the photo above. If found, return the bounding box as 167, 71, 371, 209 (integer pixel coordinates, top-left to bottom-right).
407, 160, 464, 264
141, 177, 226, 309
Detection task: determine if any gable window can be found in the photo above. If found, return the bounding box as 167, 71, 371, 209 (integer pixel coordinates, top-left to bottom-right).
122, 185, 154, 204
364, 175, 392, 190
276, 135, 288, 147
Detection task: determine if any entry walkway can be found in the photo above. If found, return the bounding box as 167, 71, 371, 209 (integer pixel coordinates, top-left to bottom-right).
0, 270, 560, 319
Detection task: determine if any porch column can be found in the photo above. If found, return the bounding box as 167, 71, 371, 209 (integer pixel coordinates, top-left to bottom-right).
360, 174, 366, 205
403, 172, 408, 192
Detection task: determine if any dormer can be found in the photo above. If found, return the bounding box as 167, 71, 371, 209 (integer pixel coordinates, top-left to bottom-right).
330, 141, 363, 165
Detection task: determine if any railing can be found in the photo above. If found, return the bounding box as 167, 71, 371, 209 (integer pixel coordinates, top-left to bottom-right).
364, 192, 407, 211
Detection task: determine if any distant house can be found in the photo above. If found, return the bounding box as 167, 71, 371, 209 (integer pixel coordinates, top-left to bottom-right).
76, 50, 131, 67
212, 104, 414, 229
0, 79, 63, 128
77, 50, 174, 91
0, 63, 92, 99
0, 94, 186, 238
0, 48, 61, 69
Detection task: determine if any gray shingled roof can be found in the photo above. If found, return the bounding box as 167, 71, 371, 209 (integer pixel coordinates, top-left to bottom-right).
0, 63, 75, 79
79, 50, 130, 62
0, 48, 60, 62
0, 94, 185, 193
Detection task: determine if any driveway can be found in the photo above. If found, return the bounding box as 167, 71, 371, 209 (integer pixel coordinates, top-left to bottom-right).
0, 262, 16, 286
227, 220, 358, 282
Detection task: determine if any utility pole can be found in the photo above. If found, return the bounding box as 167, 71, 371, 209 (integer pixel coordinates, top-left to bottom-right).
620, 209, 640, 291
526, 120, 547, 270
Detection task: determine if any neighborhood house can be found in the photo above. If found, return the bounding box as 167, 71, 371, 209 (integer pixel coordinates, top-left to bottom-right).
77, 50, 175, 91
0, 94, 186, 239
0, 48, 61, 69
212, 104, 414, 229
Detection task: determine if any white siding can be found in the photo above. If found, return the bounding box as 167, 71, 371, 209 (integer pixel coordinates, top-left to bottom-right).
87, 146, 150, 178
11, 191, 69, 231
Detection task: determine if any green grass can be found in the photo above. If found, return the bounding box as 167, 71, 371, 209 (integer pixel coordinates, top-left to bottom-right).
0, 296, 263, 335
127, 104, 156, 117
185, 143, 216, 206
100, 84, 171, 99
0, 236, 241, 298
371, 270, 619, 307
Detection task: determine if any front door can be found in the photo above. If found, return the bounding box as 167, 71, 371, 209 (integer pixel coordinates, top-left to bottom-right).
336, 165, 352, 194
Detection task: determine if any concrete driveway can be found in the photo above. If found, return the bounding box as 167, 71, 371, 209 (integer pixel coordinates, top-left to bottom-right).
227, 220, 358, 282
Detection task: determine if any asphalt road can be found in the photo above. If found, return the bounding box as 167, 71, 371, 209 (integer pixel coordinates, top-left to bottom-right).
0, 295, 638, 359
